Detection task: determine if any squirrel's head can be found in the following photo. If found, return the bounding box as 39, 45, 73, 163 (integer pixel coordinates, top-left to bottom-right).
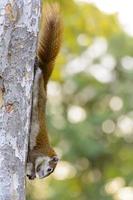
27, 154, 59, 180
35, 155, 58, 179
27, 147, 59, 180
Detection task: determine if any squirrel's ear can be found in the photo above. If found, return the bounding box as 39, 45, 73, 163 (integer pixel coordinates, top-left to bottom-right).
52, 156, 59, 163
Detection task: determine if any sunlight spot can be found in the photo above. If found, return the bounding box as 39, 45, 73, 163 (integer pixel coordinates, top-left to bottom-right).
105, 177, 125, 194
88, 64, 115, 83
102, 119, 115, 134
109, 96, 123, 112
87, 37, 108, 59
53, 161, 77, 180
121, 56, 133, 70
117, 187, 133, 200
65, 37, 107, 76
65, 56, 89, 75
117, 115, 133, 135
100, 54, 116, 70
67, 105, 86, 123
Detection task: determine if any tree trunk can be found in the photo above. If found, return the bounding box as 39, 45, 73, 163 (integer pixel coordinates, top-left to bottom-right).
0, 0, 40, 199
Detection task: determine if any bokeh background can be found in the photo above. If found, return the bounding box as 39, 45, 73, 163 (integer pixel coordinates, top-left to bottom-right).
26, 0, 133, 199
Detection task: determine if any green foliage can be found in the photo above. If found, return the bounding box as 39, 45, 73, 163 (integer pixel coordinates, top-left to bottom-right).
27, 1, 133, 200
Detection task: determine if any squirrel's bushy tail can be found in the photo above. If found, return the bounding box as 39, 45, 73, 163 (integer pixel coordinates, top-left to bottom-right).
37, 3, 62, 86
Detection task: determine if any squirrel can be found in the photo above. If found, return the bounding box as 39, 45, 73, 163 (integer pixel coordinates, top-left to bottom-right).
26, 3, 62, 180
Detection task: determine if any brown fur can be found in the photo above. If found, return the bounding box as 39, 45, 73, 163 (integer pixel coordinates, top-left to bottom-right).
38, 3, 62, 87
27, 3, 62, 178
35, 3, 62, 156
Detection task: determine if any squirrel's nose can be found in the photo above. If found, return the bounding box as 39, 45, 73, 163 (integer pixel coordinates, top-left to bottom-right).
27, 173, 36, 180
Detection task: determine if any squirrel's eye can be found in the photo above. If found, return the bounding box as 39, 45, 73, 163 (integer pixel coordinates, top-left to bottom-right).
36, 164, 41, 172
47, 167, 52, 173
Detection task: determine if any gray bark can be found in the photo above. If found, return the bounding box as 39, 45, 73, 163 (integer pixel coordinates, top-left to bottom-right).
0, 0, 40, 199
